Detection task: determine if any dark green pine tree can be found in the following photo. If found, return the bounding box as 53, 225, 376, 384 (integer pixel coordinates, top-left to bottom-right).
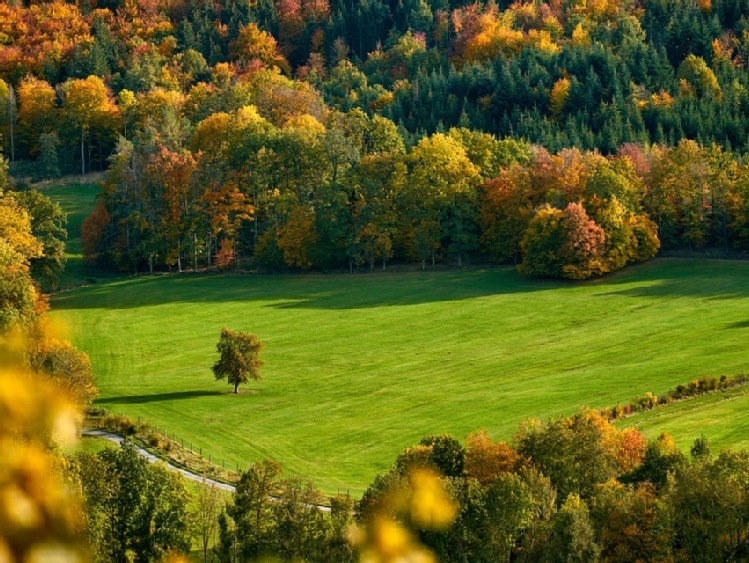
37, 132, 61, 180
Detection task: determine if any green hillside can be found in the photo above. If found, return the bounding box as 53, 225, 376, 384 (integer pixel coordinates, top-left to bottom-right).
619, 383, 749, 453
40, 182, 112, 289
50, 258, 749, 495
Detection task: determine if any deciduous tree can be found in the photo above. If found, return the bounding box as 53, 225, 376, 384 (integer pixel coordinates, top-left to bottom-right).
213, 327, 264, 394
17, 75, 57, 158
60, 75, 119, 175
465, 429, 521, 484
74, 441, 190, 562
190, 480, 225, 563
12, 189, 66, 291
515, 410, 621, 502
27, 336, 97, 407
227, 459, 282, 560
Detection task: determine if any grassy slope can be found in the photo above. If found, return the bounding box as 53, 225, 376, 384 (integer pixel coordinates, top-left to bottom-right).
67, 435, 117, 456
619, 384, 749, 453
49, 258, 749, 495
39, 182, 112, 289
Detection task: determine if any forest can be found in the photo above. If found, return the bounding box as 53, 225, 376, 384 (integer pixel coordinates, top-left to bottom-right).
0, 0, 748, 277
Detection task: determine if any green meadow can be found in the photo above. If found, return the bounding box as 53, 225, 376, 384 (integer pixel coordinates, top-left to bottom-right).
42, 180, 749, 495
40, 182, 117, 289
620, 384, 749, 453
50, 257, 749, 495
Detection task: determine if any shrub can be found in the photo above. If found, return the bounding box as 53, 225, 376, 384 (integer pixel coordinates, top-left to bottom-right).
147, 432, 165, 449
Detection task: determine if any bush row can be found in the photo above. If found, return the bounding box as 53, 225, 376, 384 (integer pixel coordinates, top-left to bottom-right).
603, 373, 749, 420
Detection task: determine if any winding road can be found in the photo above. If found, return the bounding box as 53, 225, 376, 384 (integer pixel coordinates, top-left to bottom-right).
82, 429, 332, 512
83, 429, 237, 492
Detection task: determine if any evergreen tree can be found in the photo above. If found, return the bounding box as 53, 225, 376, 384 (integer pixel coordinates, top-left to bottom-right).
36, 132, 61, 180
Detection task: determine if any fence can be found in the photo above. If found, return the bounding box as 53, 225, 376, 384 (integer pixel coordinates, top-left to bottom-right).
87, 409, 242, 483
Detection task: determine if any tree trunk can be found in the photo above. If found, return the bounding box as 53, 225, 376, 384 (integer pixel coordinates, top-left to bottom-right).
193, 232, 198, 272
234, 382, 239, 394
9, 85, 15, 161
177, 236, 183, 272
81, 128, 85, 176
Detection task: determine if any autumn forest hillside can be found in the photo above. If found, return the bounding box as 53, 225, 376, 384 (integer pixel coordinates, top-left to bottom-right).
2, 0, 749, 278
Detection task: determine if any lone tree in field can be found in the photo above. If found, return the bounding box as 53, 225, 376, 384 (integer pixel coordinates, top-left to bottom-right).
213, 328, 264, 393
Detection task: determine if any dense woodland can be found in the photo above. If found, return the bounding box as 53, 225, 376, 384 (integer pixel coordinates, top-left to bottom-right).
1, 0, 749, 277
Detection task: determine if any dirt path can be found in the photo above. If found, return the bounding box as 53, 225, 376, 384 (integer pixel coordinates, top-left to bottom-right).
82, 429, 332, 512
83, 429, 237, 492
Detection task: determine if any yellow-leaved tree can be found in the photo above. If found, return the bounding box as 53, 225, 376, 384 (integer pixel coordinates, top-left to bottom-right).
0, 155, 89, 561
60, 76, 120, 175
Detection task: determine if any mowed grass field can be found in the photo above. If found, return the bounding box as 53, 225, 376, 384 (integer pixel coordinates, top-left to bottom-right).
49, 255, 749, 495
40, 182, 115, 289
620, 384, 749, 452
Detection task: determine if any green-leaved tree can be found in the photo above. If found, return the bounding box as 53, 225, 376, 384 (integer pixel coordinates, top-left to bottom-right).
213, 327, 264, 394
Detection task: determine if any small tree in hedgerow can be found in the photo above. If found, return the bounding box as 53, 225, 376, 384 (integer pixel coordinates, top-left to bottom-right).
213, 327, 264, 393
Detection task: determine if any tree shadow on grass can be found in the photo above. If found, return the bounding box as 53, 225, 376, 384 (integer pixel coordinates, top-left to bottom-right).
592, 258, 749, 301
52, 267, 557, 310
52, 258, 749, 312
96, 390, 223, 405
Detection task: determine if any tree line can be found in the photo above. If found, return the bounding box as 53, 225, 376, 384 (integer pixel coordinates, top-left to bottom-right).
1, 1, 748, 278
5, 60, 748, 279
83, 100, 749, 278
357, 413, 749, 562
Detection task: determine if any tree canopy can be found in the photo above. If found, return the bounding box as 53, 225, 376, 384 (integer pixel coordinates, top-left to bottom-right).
213, 327, 264, 394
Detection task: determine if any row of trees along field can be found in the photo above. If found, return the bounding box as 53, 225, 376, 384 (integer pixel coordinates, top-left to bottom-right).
65, 409, 749, 562
83, 109, 749, 278
354, 414, 749, 563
